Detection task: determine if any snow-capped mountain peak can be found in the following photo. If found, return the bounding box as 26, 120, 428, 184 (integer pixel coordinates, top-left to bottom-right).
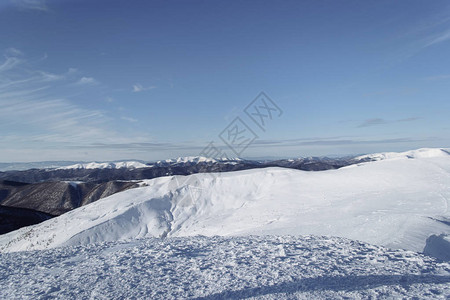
57, 161, 149, 170
156, 156, 242, 165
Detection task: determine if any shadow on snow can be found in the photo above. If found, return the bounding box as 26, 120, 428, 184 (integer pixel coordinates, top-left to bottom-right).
194, 274, 450, 299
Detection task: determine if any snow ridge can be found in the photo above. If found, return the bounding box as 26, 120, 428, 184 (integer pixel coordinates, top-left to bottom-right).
155, 156, 242, 165
355, 148, 449, 161
57, 161, 149, 170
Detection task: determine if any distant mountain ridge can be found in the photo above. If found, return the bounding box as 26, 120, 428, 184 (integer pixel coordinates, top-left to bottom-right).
57, 161, 149, 170
0, 161, 83, 172
0, 157, 352, 184
2, 148, 448, 173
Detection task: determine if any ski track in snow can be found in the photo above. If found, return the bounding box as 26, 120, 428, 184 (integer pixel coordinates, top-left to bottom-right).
1, 236, 449, 299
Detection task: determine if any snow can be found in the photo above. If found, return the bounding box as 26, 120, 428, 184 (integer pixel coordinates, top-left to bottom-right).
63, 181, 84, 188
1, 148, 450, 298
1, 148, 449, 254
424, 234, 450, 261
156, 156, 242, 165
57, 161, 148, 170
0, 236, 449, 299
55, 157, 244, 170
355, 148, 449, 161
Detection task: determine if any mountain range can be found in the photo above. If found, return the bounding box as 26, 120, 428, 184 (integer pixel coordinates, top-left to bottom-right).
1, 148, 449, 261
0, 154, 371, 234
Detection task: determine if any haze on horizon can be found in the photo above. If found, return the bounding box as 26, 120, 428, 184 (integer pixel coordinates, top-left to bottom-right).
0, 0, 449, 162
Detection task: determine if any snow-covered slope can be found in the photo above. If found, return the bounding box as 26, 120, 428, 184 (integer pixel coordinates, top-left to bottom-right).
355, 148, 450, 161
57, 161, 149, 170
1, 148, 449, 253
1, 236, 449, 299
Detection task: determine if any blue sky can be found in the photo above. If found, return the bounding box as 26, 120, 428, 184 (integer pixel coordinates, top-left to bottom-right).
0, 0, 449, 162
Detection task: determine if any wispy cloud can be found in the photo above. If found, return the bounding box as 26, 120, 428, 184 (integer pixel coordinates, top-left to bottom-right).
390, 7, 450, 61
357, 118, 387, 128
5, 47, 24, 57
357, 117, 420, 128
0, 57, 21, 73
424, 29, 450, 48
0, 48, 154, 161
398, 117, 420, 123
0, 70, 109, 145
12, 0, 48, 11
414, 7, 450, 50
0, 55, 68, 89
121, 116, 138, 123
38, 71, 65, 82
247, 136, 430, 148
132, 83, 156, 92
76, 76, 98, 85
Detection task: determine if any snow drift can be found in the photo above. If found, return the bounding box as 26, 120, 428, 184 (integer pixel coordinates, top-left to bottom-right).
0, 148, 449, 254
424, 234, 450, 261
